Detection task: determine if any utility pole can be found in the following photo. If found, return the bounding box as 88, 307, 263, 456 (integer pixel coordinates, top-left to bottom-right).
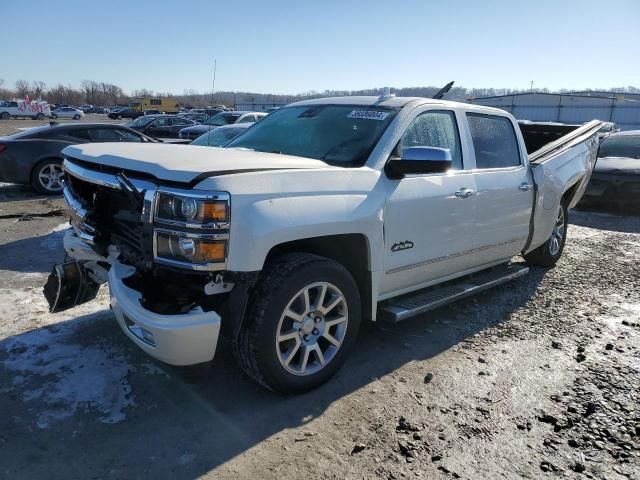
530, 80, 534, 92
212, 59, 217, 106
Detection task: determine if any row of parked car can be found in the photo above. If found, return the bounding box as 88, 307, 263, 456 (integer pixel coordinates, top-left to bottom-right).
0, 103, 636, 209
0, 109, 268, 193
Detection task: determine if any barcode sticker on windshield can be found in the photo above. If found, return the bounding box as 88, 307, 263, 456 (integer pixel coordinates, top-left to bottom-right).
347, 110, 389, 121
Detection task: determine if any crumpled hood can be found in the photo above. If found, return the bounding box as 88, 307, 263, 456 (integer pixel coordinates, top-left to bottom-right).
594, 157, 640, 176
62, 143, 330, 184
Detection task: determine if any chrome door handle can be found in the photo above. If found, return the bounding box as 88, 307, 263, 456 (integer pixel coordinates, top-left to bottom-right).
519, 183, 533, 191
454, 188, 475, 199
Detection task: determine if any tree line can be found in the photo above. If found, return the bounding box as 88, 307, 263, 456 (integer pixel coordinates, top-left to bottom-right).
1, 78, 639, 108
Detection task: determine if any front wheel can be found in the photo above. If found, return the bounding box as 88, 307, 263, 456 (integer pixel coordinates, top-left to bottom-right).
51, 114, 58, 119
73, 114, 80, 120
234, 253, 361, 393
524, 203, 568, 267
36, 113, 45, 120
1, 112, 10, 120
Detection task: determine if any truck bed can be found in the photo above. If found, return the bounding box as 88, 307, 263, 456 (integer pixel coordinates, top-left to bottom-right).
521, 120, 604, 253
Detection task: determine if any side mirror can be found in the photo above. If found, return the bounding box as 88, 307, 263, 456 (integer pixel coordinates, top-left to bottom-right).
386, 146, 452, 178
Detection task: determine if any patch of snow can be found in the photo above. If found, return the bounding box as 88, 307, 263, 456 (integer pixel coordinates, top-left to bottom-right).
51, 222, 70, 233
1, 313, 135, 429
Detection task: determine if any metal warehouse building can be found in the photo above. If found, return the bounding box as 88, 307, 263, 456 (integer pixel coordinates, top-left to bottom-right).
467, 92, 640, 131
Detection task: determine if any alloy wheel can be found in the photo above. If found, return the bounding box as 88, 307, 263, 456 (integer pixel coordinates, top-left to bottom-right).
276, 282, 348, 376
548, 205, 565, 256
38, 163, 65, 193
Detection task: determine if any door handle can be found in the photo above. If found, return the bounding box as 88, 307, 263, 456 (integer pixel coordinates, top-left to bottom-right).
454, 188, 475, 199
519, 183, 533, 191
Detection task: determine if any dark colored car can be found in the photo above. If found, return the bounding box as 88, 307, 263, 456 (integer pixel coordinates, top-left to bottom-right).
86, 106, 109, 114
108, 108, 143, 120
179, 112, 209, 123
190, 123, 251, 147
0, 123, 157, 194
582, 131, 640, 208
126, 115, 197, 138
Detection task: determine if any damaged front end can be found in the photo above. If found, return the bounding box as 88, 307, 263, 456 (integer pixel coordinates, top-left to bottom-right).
45, 156, 255, 365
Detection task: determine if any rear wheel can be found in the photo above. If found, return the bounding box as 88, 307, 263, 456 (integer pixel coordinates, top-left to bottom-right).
73, 114, 80, 120
234, 253, 361, 393
51, 114, 58, 119
36, 113, 45, 120
31, 159, 65, 194
524, 203, 568, 267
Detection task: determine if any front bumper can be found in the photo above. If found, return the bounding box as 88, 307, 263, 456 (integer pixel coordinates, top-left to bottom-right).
109, 261, 221, 366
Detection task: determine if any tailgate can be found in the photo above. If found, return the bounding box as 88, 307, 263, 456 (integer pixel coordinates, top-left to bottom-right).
524, 120, 604, 254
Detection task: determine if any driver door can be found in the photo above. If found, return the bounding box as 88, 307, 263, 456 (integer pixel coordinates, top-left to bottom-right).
381, 109, 477, 297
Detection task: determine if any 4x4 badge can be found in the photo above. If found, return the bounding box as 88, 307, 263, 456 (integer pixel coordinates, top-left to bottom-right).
391, 241, 414, 252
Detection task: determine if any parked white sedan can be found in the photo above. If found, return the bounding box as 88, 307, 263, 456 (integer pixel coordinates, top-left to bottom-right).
51, 107, 84, 120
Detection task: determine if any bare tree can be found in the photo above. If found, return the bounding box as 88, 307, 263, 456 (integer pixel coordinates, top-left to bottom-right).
33, 81, 47, 99
15, 79, 31, 98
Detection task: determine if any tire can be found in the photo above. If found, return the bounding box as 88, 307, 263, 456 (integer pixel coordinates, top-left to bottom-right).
73, 115, 80, 120
0, 112, 9, 120
51, 114, 58, 119
31, 159, 65, 195
524, 202, 568, 267
36, 113, 45, 120
234, 253, 361, 393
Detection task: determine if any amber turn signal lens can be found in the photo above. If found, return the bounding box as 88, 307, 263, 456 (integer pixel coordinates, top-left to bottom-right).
193, 241, 226, 263
199, 201, 228, 222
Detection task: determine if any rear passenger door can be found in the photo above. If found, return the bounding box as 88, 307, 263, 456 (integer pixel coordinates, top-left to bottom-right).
466, 113, 534, 265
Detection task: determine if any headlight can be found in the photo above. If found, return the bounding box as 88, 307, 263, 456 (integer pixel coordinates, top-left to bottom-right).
154, 189, 229, 227
155, 230, 227, 267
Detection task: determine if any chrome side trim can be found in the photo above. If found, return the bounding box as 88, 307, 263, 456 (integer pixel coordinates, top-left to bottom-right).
386, 238, 525, 275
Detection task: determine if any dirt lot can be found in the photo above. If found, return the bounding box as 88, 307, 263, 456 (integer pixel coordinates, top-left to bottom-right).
0, 185, 638, 480
0, 114, 126, 137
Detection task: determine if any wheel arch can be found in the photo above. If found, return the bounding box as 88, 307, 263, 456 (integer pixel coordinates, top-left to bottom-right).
265, 233, 375, 322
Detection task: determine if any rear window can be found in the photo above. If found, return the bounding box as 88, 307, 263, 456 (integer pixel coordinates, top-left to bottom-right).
467, 113, 521, 168
599, 135, 640, 159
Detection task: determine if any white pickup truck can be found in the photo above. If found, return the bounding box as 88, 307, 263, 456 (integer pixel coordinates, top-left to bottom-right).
44, 95, 603, 392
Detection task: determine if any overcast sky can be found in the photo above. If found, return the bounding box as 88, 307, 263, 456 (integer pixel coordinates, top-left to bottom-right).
4, 0, 639, 95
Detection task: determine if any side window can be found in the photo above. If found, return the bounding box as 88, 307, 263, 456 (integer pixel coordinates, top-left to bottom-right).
67, 129, 91, 140
238, 115, 254, 123
154, 117, 170, 127
466, 113, 521, 169
398, 110, 463, 169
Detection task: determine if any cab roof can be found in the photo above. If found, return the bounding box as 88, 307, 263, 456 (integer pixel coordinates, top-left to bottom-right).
288, 95, 509, 115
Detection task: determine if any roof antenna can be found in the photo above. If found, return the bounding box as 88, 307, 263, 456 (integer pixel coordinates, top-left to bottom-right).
432, 81, 454, 100
377, 87, 395, 102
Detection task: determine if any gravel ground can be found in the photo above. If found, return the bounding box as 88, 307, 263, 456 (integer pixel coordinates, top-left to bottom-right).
0, 114, 125, 137
0, 186, 638, 479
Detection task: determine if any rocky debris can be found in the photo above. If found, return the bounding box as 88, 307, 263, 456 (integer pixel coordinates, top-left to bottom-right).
477, 356, 487, 363
423, 372, 434, 384
351, 443, 366, 455
605, 343, 614, 350
396, 416, 423, 433
576, 352, 587, 362
551, 340, 562, 349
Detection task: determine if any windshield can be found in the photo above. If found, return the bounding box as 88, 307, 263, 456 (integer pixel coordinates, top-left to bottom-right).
205, 113, 241, 126
227, 104, 397, 165
599, 135, 640, 159
127, 116, 157, 127
191, 126, 247, 147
